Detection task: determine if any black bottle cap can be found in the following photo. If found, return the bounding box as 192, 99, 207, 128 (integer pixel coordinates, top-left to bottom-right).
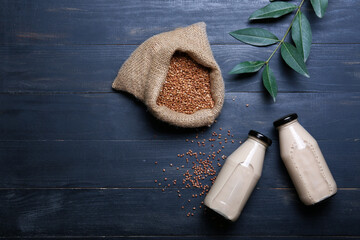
248, 130, 272, 146
273, 113, 298, 128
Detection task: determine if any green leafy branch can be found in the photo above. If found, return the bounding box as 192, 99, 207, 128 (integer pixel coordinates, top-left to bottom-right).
229, 0, 328, 102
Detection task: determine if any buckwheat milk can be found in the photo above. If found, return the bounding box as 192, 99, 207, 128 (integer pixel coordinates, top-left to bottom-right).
274, 113, 337, 205
204, 130, 271, 221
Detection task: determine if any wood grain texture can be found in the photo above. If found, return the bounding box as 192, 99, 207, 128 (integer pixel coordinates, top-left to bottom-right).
1, 44, 360, 93
0, 189, 359, 236
0, 0, 359, 44
1, 0, 359, 238
0, 139, 358, 189
1, 238, 356, 240
0, 92, 359, 141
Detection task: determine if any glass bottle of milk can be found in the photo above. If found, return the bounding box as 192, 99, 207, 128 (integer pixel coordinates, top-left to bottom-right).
274, 113, 337, 205
204, 130, 271, 221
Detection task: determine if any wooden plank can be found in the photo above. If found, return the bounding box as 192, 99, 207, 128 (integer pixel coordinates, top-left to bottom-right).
0, 189, 358, 236
0, 139, 358, 189
1, 1, 358, 239
3, 237, 356, 240
0, 0, 359, 44
1, 44, 360, 93
0, 92, 359, 141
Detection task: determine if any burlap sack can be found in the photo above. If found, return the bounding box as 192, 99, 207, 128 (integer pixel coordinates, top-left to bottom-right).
112, 22, 224, 128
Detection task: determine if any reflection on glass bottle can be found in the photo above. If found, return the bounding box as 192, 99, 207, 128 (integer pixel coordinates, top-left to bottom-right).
205, 130, 271, 221
274, 113, 337, 205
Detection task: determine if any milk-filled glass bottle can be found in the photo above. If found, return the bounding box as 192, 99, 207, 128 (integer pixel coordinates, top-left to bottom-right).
274, 113, 337, 205
204, 130, 271, 221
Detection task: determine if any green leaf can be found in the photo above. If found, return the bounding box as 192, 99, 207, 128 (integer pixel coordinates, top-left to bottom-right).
281, 42, 310, 78
229, 28, 279, 46
249, 2, 297, 20
310, 0, 328, 18
292, 11, 312, 62
262, 64, 278, 102
229, 61, 265, 74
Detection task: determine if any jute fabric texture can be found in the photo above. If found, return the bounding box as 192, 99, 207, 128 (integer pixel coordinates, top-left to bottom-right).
112, 22, 224, 128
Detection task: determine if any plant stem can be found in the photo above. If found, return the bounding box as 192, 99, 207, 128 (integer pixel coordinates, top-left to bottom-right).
265, 0, 306, 64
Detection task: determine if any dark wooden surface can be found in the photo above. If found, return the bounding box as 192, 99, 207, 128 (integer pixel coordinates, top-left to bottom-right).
1, 0, 359, 239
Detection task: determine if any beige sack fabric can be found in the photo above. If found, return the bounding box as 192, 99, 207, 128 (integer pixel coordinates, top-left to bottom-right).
112, 22, 225, 128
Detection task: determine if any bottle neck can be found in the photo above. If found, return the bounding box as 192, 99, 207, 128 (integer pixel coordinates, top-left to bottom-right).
240, 136, 267, 172
247, 136, 269, 149
276, 119, 299, 130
